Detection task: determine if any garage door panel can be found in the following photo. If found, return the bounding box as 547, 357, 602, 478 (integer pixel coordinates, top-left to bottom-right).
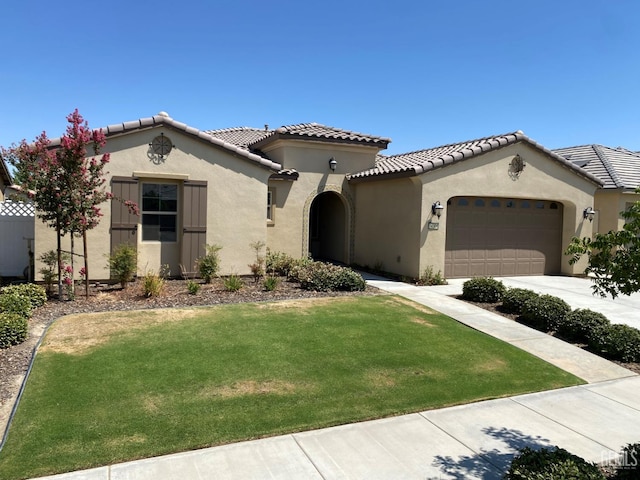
445, 197, 562, 278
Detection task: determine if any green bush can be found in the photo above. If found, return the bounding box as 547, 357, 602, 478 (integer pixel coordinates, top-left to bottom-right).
505, 446, 605, 480
223, 274, 243, 292
287, 256, 314, 282
263, 276, 279, 292
557, 309, 610, 343
613, 442, 640, 479
501, 288, 540, 315
198, 244, 222, 284
1, 284, 47, 309
295, 261, 366, 292
0, 313, 28, 349
588, 324, 640, 363
0, 292, 32, 319
461, 277, 506, 303
520, 294, 571, 332
265, 250, 297, 277
186, 280, 201, 295
416, 266, 447, 286
107, 244, 137, 288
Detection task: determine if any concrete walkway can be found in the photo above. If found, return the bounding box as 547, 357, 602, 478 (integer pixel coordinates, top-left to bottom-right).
32, 276, 640, 480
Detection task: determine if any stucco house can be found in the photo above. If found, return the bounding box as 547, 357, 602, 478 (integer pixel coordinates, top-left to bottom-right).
32, 112, 609, 281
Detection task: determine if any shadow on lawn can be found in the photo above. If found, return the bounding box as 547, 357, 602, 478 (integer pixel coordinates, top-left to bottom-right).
430, 427, 552, 479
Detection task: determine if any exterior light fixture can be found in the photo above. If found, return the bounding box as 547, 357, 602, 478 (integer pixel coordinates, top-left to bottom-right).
329, 157, 337, 172
583, 207, 595, 222
432, 201, 444, 218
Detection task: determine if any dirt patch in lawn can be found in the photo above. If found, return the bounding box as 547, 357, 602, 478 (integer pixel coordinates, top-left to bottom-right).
39, 309, 202, 355
255, 296, 357, 312
386, 296, 437, 315
197, 380, 303, 399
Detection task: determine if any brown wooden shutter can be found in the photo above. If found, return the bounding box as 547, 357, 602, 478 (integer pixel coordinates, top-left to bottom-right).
181, 180, 207, 275
111, 176, 139, 254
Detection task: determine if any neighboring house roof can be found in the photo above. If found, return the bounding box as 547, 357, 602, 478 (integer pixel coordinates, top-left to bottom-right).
553, 144, 640, 190
0, 156, 12, 186
348, 131, 604, 186
248, 123, 391, 150
47, 112, 283, 172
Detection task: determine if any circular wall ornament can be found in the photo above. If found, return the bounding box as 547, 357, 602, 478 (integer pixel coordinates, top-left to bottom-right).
151, 134, 173, 157
508, 154, 525, 180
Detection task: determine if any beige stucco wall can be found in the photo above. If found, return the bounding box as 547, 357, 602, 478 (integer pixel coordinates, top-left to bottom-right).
415, 143, 599, 277
265, 140, 379, 262
593, 190, 640, 234
351, 177, 422, 277
34, 126, 273, 281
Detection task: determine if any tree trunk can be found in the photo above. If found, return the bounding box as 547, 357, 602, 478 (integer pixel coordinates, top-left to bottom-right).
70, 234, 75, 300
83, 229, 89, 298
56, 220, 62, 299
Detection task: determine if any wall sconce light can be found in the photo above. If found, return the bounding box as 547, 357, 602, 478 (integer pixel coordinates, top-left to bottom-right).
329, 157, 337, 172
432, 201, 444, 218
583, 207, 595, 222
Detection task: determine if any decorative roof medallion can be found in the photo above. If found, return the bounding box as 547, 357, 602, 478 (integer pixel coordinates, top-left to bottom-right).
148, 133, 174, 164
508, 154, 525, 180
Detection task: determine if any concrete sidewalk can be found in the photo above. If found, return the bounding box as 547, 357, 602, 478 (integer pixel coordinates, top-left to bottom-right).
33, 276, 640, 480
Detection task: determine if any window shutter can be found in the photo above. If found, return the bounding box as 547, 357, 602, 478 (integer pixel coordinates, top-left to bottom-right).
181, 180, 207, 275
111, 176, 139, 254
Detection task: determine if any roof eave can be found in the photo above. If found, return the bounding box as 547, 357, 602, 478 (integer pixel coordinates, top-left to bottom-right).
250, 132, 390, 151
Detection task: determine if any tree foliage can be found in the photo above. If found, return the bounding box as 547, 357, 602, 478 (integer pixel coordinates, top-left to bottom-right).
566, 191, 640, 298
2, 110, 138, 298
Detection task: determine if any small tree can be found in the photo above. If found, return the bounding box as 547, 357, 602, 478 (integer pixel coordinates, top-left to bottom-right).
566, 191, 640, 298
2, 110, 138, 299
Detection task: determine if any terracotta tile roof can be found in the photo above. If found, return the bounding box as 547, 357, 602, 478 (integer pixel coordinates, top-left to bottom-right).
553, 144, 640, 190
248, 122, 391, 149
348, 131, 603, 186
47, 112, 282, 172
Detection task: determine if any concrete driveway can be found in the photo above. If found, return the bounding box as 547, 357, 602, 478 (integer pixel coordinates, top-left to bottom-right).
430, 275, 640, 330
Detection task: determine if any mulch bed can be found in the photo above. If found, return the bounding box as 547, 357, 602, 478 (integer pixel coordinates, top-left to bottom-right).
0, 278, 380, 434
460, 296, 640, 375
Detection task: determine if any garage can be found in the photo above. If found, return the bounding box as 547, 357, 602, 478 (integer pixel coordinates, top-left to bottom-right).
444, 196, 563, 278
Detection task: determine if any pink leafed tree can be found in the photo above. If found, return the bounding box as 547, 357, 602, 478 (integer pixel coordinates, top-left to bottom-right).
2, 109, 138, 299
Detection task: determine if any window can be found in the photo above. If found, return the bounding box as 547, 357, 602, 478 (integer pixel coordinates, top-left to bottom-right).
267, 188, 275, 222
490, 199, 501, 208
457, 198, 469, 206
142, 183, 178, 242
520, 200, 531, 208
474, 198, 485, 207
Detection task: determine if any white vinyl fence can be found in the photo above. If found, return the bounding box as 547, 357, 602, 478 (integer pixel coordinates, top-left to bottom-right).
0, 200, 35, 278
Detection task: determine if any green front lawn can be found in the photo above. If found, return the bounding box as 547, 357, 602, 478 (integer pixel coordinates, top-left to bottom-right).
0, 295, 583, 479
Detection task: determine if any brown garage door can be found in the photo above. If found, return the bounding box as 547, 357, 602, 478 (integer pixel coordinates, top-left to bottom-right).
444, 197, 563, 278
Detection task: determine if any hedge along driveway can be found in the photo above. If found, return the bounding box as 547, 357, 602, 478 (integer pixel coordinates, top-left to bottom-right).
0, 295, 583, 479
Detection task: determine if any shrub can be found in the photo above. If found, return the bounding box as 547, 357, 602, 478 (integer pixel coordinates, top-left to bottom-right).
107, 244, 137, 288
614, 442, 640, 479
520, 294, 571, 332
295, 261, 366, 292
38, 250, 62, 296
461, 277, 506, 303
265, 250, 296, 277
0, 292, 32, 319
248, 241, 265, 283
198, 244, 222, 284
588, 324, 640, 363
557, 309, 610, 343
416, 266, 447, 286
286, 256, 315, 282
186, 280, 201, 295
1, 284, 47, 309
142, 267, 166, 298
505, 446, 605, 480
263, 276, 279, 291
0, 313, 28, 349
223, 274, 243, 292
501, 288, 539, 315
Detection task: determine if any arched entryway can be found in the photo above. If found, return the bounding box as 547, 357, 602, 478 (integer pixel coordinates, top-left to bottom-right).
308, 191, 347, 264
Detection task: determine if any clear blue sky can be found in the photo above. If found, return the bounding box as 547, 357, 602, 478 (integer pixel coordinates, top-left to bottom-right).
1, 0, 639, 157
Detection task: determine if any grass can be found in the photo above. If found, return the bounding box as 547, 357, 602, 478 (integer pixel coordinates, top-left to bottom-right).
0, 295, 583, 479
